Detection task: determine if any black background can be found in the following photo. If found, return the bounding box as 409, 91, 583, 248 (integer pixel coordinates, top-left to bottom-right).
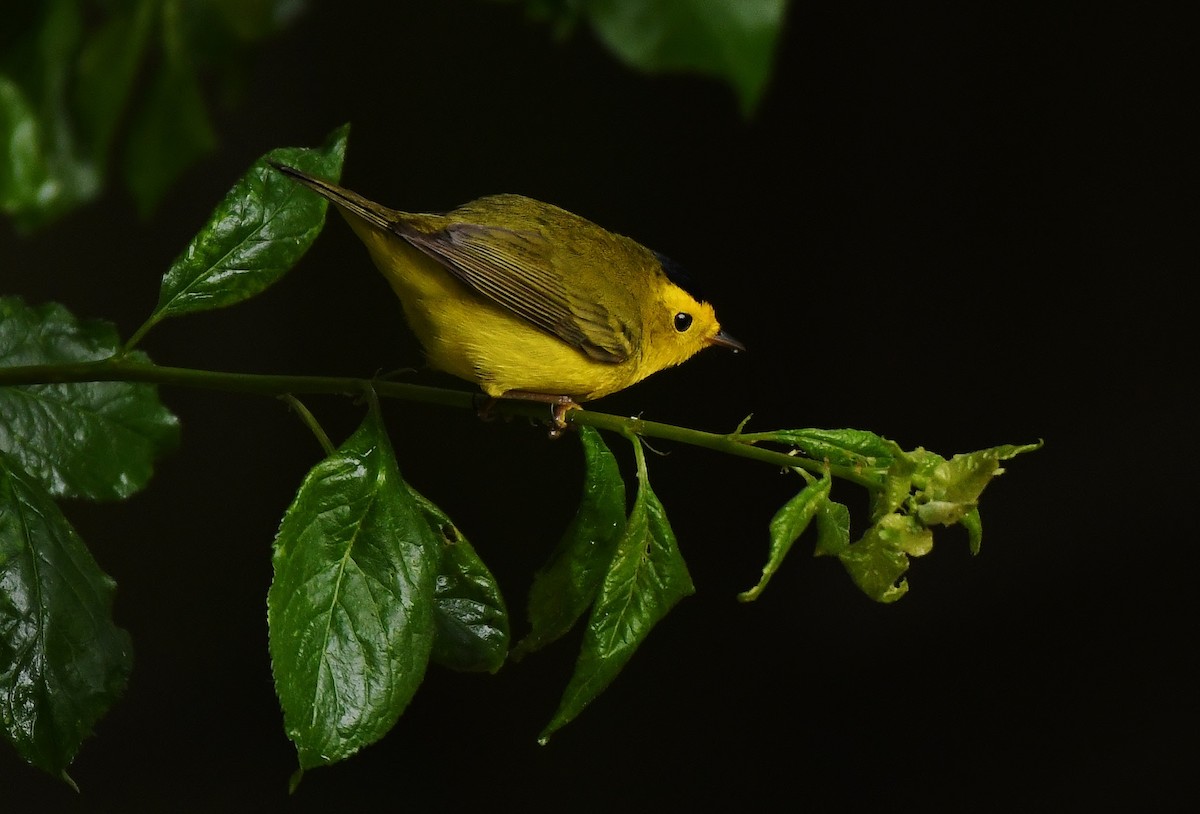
3, 2, 1192, 810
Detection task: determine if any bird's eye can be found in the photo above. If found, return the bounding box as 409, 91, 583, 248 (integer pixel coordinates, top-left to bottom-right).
673, 312, 693, 333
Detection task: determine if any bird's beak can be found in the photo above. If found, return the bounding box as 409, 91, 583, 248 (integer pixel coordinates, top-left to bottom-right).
708, 330, 746, 353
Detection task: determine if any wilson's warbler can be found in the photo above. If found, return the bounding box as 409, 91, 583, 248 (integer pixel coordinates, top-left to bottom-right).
271, 163, 743, 413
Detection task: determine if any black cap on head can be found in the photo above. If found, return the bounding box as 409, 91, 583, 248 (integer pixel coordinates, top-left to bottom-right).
652, 250, 706, 302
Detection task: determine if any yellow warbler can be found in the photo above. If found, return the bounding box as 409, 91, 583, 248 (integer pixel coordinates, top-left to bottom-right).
272, 164, 743, 412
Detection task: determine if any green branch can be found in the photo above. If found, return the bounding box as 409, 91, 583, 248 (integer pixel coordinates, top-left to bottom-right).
0, 357, 880, 488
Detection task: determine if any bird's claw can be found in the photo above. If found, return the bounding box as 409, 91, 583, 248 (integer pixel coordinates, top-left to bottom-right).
545, 398, 580, 439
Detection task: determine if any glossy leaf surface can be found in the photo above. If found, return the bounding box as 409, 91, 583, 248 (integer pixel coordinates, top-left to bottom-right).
740, 474, 830, 601
748, 427, 902, 470
268, 404, 437, 769
540, 439, 693, 742
514, 426, 625, 659
415, 492, 510, 674
0, 298, 180, 501
0, 453, 132, 775
145, 123, 348, 329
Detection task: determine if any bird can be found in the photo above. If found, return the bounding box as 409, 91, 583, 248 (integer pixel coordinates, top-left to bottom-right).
270, 163, 743, 420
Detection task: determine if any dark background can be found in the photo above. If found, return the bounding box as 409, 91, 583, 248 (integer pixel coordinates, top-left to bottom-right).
4, 2, 1192, 810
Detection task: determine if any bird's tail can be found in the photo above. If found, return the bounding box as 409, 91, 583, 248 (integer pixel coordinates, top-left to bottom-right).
267, 161, 394, 232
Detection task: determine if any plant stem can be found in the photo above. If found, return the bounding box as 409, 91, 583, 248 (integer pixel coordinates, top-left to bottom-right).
122, 315, 158, 353
279, 394, 336, 456
0, 357, 883, 490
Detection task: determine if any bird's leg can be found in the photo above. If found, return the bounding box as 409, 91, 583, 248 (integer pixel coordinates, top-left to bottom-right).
497, 391, 582, 437
474, 393, 500, 423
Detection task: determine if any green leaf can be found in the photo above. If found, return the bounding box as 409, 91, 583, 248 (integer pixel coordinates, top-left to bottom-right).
0, 298, 180, 501
584, 0, 788, 115
837, 513, 934, 603
930, 443, 1033, 502
0, 451, 133, 776
74, 0, 155, 169
414, 492, 510, 674
743, 427, 902, 470
907, 446, 949, 487
872, 453, 918, 522
2, 0, 310, 228
540, 438, 693, 743
137, 123, 349, 338
740, 474, 830, 602
0, 0, 100, 231
513, 426, 625, 659
814, 499, 851, 557
268, 400, 437, 769
0, 76, 51, 219
914, 443, 1041, 529
121, 23, 216, 216
961, 508, 983, 556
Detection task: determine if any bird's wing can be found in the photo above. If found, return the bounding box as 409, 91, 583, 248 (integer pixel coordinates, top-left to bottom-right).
397, 222, 636, 364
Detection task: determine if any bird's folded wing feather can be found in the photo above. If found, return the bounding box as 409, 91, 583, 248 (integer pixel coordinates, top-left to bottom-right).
397, 222, 636, 363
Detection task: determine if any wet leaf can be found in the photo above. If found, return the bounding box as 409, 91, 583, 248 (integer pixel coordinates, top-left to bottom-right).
415, 492, 509, 674
142, 123, 348, 332
514, 426, 625, 659
540, 438, 692, 742
0, 452, 133, 776
0, 298, 180, 501
268, 402, 437, 769
746, 427, 902, 470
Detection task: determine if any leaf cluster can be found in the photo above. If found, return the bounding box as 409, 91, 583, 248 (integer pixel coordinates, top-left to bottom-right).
2, 1, 789, 233
0, 128, 1038, 786
0, 299, 178, 780
0, 0, 305, 230
736, 428, 1040, 603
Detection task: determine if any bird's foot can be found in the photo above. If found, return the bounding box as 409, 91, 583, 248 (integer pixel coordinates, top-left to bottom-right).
495, 391, 581, 439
